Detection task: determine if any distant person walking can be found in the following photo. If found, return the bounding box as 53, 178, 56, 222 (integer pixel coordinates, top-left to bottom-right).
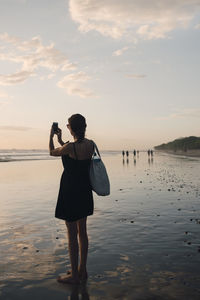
126, 150, 129, 158
49, 114, 95, 284
147, 149, 150, 156
133, 149, 136, 157
122, 150, 125, 157
150, 150, 153, 156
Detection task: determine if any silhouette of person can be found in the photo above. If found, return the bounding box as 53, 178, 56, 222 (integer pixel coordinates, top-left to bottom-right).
150, 150, 153, 156
133, 149, 136, 157
126, 150, 129, 157
49, 114, 94, 284
122, 150, 125, 157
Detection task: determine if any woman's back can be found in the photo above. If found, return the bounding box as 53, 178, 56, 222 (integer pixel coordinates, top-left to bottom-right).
55, 138, 94, 221
67, 138, 94, 160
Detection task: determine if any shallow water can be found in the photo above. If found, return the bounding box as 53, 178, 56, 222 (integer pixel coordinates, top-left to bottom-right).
0, 152, 200, 299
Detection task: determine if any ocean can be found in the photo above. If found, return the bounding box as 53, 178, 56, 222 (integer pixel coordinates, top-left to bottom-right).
0, 149, 120, 162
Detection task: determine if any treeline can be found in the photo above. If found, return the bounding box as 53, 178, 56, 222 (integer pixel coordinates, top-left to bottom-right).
155, 136, 200, 152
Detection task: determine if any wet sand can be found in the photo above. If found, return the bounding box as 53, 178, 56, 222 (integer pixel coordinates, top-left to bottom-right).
0, 152, 200, 299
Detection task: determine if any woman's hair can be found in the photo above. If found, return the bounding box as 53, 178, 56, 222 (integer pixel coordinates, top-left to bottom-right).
68, 114, 87, 142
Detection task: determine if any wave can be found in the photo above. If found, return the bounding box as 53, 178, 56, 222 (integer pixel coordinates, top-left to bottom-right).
0, 150, 56, 163
0, 150, 121, 162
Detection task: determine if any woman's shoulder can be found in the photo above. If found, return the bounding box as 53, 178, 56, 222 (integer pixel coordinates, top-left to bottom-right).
83, 138, 95, 146
72, 139, 94, 159
62, 141, 73, 150
56, 142, 72, 156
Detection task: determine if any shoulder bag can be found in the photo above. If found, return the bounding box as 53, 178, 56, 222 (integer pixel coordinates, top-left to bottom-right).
89, 142, 110, 196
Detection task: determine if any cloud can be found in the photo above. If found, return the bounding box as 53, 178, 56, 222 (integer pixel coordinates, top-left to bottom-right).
126, 74, 147, 79
61, 62, 77, 71
0, 33, 77, 86
0, 33, 95, 98
69, 0, 200, 40
64, 86, 95, 98
0, 34, 77, 73
0, 125, 33, 131
0, 70, 33, 86
57, 71, 95, 98
0, 33, 94, 98
60, 71, 91, 82
113, 47, 129, 56
157, 108, 200, 120
0, 32, 21, 45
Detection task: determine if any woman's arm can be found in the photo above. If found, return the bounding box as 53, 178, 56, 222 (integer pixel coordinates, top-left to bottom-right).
49, 126, 56, 155
49, 126, 70, 156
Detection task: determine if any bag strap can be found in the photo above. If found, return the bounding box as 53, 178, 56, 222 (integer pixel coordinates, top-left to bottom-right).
92, 141, 101, 157
73, 143, 78, 160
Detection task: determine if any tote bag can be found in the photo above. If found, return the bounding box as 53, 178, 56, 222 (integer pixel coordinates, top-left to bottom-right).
89, 143, 110, 196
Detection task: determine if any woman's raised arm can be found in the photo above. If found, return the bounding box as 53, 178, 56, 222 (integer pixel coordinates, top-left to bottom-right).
49, 126, 69, 156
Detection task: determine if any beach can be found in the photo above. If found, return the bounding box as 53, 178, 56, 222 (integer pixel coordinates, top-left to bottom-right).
1, 151, 200, 300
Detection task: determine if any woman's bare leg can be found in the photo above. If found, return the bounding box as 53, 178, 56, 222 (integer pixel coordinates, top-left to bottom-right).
77, 217, 88, 279
57, 220, 79, 284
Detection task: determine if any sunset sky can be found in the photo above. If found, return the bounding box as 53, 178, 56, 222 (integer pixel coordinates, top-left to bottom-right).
0, 0, 200, 150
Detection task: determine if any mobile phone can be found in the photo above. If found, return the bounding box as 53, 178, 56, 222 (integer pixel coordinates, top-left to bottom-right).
52, 122, 58, 133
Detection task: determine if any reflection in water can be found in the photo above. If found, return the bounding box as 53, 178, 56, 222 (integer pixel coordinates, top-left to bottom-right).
134, 159, 136, 166
60, 282, 90, 300
148, 157, 154, 165
122, 158, 129, 166
122, 158, 130, 166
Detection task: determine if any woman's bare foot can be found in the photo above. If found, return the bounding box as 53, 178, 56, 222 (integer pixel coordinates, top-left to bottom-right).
66, 269, 88, 280
57, 274, 80, 284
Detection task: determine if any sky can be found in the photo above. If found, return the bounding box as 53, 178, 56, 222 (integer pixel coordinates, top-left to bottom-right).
0, 0, 200, 150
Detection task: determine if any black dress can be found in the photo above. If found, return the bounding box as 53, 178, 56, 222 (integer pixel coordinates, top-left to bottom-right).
55, 143, 94, 222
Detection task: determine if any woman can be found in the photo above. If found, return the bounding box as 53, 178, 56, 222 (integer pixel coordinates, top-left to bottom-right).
49, 114, 94, 284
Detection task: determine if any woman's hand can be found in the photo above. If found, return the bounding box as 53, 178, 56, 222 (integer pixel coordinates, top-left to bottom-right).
50, 126, 65, 146
56, 128, 65, 146
56, 128, 62, 140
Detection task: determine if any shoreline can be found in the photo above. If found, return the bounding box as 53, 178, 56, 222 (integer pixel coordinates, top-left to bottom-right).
156, 149, 200, 158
